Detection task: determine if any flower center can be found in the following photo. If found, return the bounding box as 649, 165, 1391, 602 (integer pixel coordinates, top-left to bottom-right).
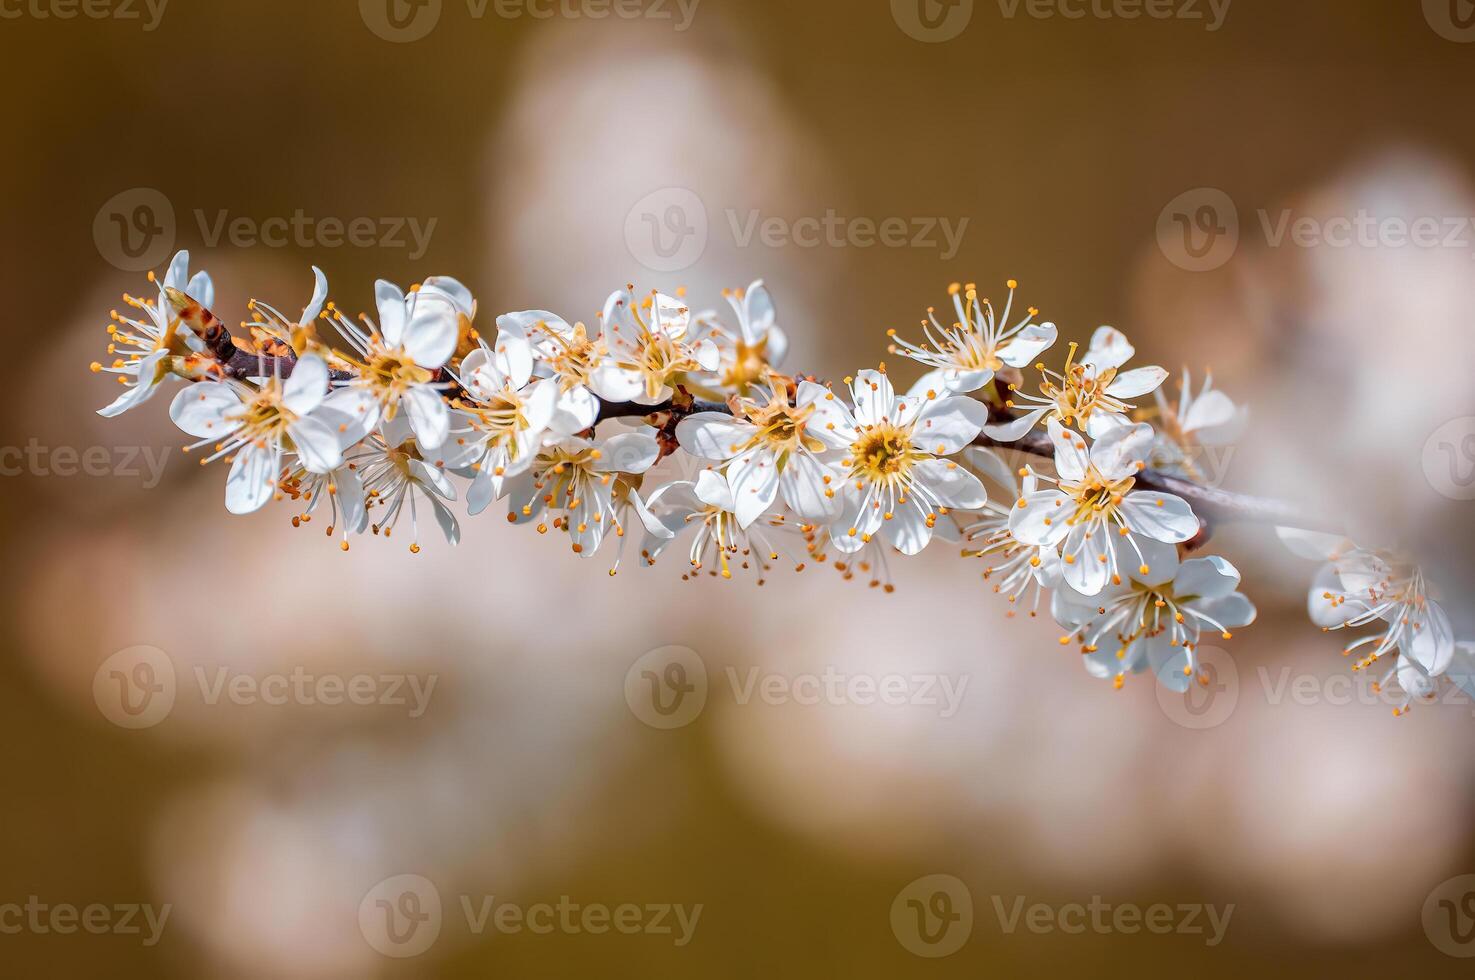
1060, 467, 1135, 525
366, 346, 433, 399
850, 423, 915, 482
722, 338, 770, 389
229, 385, 296, 444
743, 398, 821, 456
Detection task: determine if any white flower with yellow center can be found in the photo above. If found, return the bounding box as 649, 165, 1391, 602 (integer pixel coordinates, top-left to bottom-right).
1011, 420, 1198, 596
505, 427, 667, 564
822, 369, 990, 556
1053, 542, 1256, 691
1307, 548, 1453, 715
692, 280, 789, 394
675, 376, 847, 528
355, 415, 460, 551
987, 326, 1169, 441
886, 279, 1057, 394
593, 287, 719, 404
321, 279, 458, 449
168, 354, 343, 515
643, 470, 804, 582
93, 250, 214, 417
497, 309, 638, 435
433, 332, 558, 515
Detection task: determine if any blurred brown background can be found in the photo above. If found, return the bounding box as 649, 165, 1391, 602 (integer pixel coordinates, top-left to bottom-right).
4, 0, 1475, 976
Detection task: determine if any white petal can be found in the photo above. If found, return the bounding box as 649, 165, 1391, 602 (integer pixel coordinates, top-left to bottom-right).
403, 385, 449, 449
676, 413, 755, 461
596, 431, 661, 473
163, 250, 191, 291
169, 381, 242, 438
1009, 489, 1072, 546
1089, 421, 1153, 481
490, 328, 535, 389
1173, 556, 1240, 599
288, 415, 343, 474
331, 465, 367, 533
884, 497, 934, 556
1061, 522, 1111, 596
588, 363, 645, 402
374, 280, 407, 345
849, 369, 895, 426
778, 451, 841, 522
1047, 419, 1090, 483
798, 382, 857, 447
1275, 526, 1351, 562
1081, 325, 1134, 372
693, 338, 721, 372
997, 322, 1057, 367
1106, 366, 1168, 399
912, 395, 987, 455
225, 444, 278, 515
1406, 600, 1455, 677
1146, 634, 1193, 693
694, 469, 735, 511
550, 385, 599, 435
912, 458, 987, 510
302, 266, 329, 324
729, 448, 781, 528
982, 408, 1046, 443
466, 465, 499, 516
962, 446, 1018, 495
320, 387, 381, 446
1189, 592, 1257, 632
1182, 388, 1237, 432
1119, 491, 1199, 544
427, 493, 461, 545
403, 310, 456, 369
282, 354, 328, 415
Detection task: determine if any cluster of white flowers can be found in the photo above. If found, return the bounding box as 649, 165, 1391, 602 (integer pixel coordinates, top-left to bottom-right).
91, 255, 1468, 707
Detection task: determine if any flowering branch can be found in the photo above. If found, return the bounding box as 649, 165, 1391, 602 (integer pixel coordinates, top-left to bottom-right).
89, 255, 1471, 714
